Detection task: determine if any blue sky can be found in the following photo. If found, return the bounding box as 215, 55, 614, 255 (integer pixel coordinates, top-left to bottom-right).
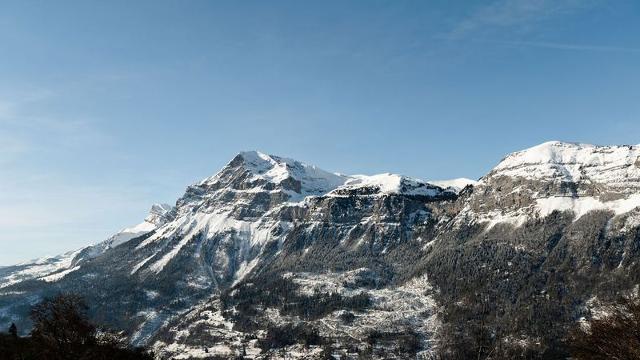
1, 0, 639, 264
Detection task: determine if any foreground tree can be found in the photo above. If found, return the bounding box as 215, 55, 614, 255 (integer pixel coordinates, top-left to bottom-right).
0, 293, 153, 360
30, 293, 96, 357
569, 296, 640, 360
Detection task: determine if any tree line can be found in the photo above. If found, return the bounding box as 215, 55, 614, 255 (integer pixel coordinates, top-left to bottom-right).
2, 293, 640, 359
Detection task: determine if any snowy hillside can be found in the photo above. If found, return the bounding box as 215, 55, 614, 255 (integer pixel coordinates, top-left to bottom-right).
0, 203, 174, 289
1, 142, 640, 359
491, 141, 640, 187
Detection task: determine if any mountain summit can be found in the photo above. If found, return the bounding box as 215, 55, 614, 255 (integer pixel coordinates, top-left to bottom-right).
491, 141, 640, 186
1, 141, 639, 359
198, 151, 349, 199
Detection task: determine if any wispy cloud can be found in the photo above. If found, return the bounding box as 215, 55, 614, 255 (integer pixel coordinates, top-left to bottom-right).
440, 1, 638, 55
447, 0, 597, 38
481, 39, 640, 53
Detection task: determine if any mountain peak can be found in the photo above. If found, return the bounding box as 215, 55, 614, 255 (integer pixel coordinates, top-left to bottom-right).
489, 141, 640, 185
210, 152, 468, 199
496, 141, 639, 168
234, 150, 279, 170
198, 151, 348, 201
145, 203, 175, 225
497, 141, 595, 167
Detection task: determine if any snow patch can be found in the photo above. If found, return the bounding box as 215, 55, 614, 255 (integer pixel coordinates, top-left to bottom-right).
40, 266, 80, 282
536, 194, 640, 219
429, 178, 478, 192
232, 257, 260, 287
331, 173, 445, 197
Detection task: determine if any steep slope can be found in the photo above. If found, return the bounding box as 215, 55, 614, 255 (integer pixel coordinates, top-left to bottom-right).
0, 203, 174, 289
125, 151, 352, 289
1, 142, 639, 359
0, 151, 453, 358
455, 141, 640, 229
144, 166, 456, 358
420, 141, 640, 358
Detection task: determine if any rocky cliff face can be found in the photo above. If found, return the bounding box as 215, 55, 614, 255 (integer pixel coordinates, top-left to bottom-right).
419, 141, 640, 358
1, 142, 639, 359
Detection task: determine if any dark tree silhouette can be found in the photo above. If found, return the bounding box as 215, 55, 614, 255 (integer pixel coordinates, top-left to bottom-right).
0, 293, 153, 360
569, 296, 640, 360
8, 322, 17, 338
30, 293, 96, 355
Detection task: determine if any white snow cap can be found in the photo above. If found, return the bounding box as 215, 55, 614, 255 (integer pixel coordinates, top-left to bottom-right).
232, 152, 455, 197
429, 178, 478, 192
332, 173, 446, 197
239, 150, 348, 195
198, 150, 348, 198
490, 141, 640, 185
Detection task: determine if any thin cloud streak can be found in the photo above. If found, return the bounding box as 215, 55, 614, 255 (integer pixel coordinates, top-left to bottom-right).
447, 0, 598, 38
484, 39, 640, 53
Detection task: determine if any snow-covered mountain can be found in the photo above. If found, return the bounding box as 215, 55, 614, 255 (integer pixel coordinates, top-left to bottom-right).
1, 142, 639, 359
490, 141, 640, 187
457, 141, 640, 230
0, 203, 175, 289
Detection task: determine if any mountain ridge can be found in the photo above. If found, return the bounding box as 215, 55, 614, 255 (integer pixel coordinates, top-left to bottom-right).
1, 140, 639, 359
